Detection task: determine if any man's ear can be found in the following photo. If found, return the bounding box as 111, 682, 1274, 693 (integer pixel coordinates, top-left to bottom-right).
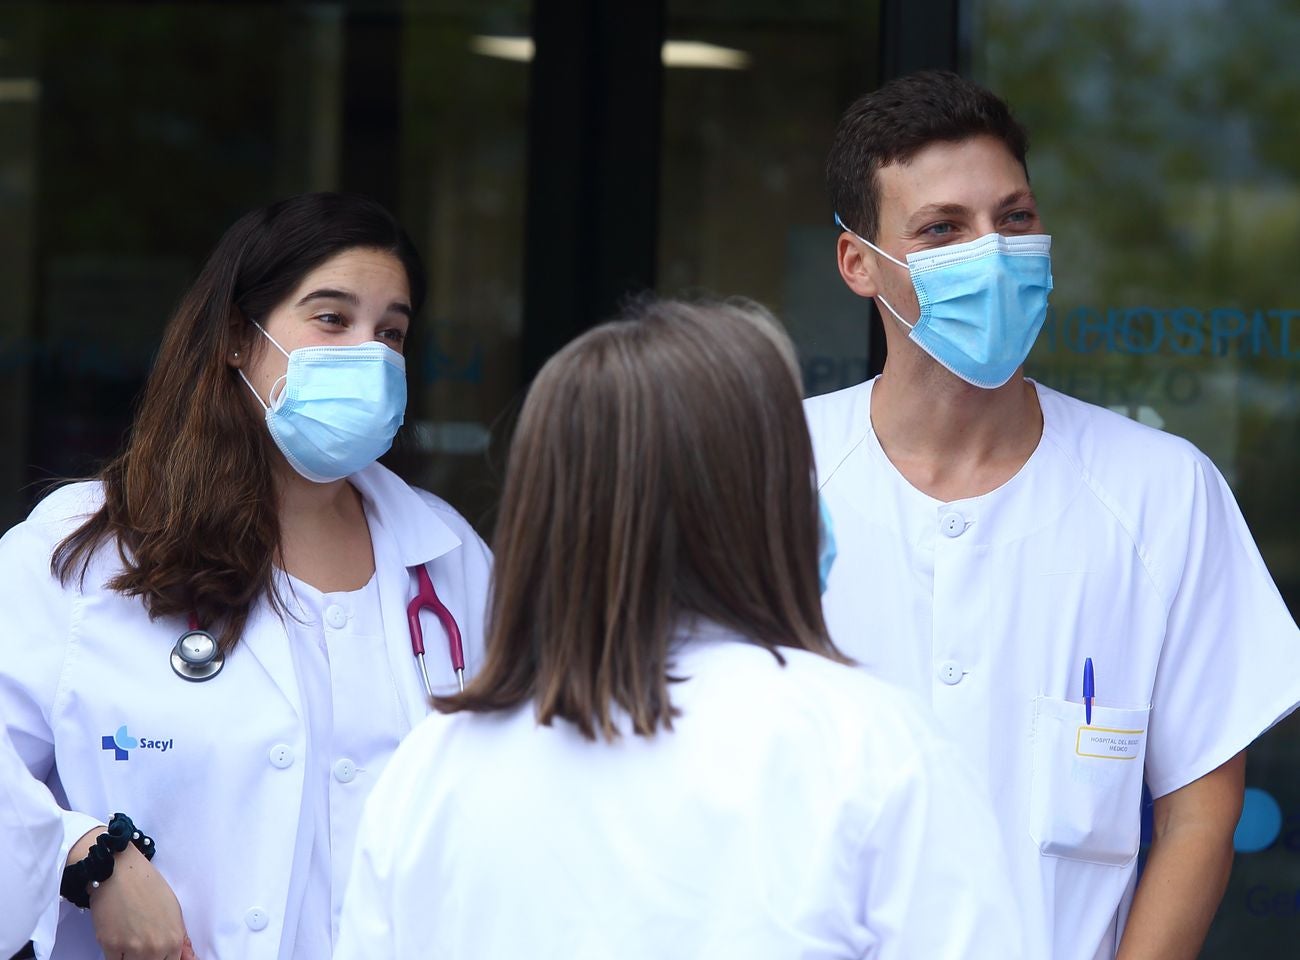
836, 233, 881, 300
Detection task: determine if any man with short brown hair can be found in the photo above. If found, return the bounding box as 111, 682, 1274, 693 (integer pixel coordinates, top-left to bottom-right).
809, 69, 1300, 959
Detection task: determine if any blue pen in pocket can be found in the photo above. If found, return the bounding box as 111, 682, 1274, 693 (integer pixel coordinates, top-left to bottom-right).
1083, 657, 1095, 725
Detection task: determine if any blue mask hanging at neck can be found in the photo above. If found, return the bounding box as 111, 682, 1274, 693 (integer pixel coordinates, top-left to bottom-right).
818, 494, 837, 596
238, 322, 407, 483
835, 214, 1053, 389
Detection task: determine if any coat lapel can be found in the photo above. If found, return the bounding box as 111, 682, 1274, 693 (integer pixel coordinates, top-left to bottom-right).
352, 464, 465, 730
233, 578, 304, 721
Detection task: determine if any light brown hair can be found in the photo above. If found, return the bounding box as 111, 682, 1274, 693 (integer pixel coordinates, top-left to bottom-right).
436, 297, 844, 740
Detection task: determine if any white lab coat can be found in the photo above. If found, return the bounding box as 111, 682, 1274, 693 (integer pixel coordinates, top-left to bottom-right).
0, 463, 492, 960
806, 377, 1300, 960
335, 624, 1025, 960
0, 725, 63, 957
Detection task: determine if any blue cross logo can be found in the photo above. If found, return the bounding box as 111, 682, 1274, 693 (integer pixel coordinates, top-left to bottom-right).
101, 725, 138, 761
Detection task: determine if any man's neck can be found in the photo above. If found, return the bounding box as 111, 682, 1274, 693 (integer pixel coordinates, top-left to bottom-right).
870, 358, 1043, 502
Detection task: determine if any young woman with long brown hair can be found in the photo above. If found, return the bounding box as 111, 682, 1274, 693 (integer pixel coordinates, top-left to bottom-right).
335, 298, 1021, 959
0, 193, 492, 960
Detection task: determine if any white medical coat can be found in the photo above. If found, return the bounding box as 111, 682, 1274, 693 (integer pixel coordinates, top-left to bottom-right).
335, 626, 1025, 960
0, 463, 492, 960
1, 725, 63, 956
806, 377, 1300, 960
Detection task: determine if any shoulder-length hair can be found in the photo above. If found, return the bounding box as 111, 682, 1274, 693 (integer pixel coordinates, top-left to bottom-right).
437, 297, 843, 740
52, 192, 425, 652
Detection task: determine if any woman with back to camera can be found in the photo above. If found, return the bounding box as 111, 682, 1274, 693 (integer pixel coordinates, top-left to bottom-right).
0, 193, 492, 959
335, 297, 1023, 959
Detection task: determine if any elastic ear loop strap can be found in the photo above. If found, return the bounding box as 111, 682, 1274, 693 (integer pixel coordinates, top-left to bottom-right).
236, 321, 290, 410
834, 213, 916, 330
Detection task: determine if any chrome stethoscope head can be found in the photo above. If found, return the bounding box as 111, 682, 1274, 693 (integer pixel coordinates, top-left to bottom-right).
170, 628, 225, 682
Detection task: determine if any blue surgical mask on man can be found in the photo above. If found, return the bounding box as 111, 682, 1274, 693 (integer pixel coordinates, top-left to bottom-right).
835, 214, 1053, 389
238, 321, 407, 482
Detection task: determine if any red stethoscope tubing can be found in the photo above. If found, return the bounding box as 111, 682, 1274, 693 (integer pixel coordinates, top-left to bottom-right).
181, 566, 465, 695
407, 564, 466, 696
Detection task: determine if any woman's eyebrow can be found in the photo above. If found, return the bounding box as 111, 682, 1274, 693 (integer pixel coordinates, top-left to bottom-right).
296, 288, 411, 318
296, 288, 360, 308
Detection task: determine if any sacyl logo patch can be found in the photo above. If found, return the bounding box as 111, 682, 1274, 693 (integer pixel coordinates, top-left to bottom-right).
101, 725, 174, 761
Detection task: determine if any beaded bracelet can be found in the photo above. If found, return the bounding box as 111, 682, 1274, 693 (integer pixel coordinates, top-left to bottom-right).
60, 812, 156, 909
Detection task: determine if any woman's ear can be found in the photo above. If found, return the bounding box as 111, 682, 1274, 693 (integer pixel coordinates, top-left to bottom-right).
227, 319, 249, 369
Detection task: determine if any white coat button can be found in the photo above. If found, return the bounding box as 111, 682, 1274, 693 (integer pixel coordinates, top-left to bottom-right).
939, 512, 966, 538
937, 660, 963, 685
324, 604, 347, 629
244, 908, 269, 931
333, 758, 357, 783
268, 744, 295, 769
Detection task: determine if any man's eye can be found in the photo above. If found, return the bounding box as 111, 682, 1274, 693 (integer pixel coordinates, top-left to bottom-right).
923, 222, 954, 236
380, 329, 407, 343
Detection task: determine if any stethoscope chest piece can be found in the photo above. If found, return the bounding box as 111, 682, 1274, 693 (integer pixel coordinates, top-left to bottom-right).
171, 629, 225, 682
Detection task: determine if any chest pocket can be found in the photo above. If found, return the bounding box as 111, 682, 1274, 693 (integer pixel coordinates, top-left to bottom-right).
1028, 696, 1150, 866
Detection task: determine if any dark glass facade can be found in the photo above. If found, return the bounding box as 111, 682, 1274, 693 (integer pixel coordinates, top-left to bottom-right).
3, 1, 1297, 953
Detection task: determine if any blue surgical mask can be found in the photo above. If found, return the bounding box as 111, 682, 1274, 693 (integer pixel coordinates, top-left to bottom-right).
836, 214, 1053, 389
818, 494, 837, 595
238, 322, 407, 482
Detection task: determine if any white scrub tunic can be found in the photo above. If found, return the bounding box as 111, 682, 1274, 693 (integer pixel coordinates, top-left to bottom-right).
0, 462, 492, 960
0, 726, 63, 956
806, 377, 1300, 960
335, 625, 1025, 960
282, 570, 403, 956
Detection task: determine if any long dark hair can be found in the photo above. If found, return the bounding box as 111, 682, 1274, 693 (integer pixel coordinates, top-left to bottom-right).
436, 297, 843, 741
52, 192, 425, 652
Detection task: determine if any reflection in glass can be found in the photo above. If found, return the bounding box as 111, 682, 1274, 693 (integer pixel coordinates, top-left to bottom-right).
0, 1, 529, 538
657, 1, 881, 399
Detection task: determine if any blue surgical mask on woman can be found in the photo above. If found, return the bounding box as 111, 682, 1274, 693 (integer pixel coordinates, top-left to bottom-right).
238, 321, 407, 482
818, 494, 837, 595
835, 215, 1053, 389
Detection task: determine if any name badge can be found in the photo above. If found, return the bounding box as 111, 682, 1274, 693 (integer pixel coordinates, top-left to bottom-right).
1075, 726, 1144, 760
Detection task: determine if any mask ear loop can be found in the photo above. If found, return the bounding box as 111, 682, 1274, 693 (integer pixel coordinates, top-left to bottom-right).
834, 212, 918, 330
235, 321, 292, 411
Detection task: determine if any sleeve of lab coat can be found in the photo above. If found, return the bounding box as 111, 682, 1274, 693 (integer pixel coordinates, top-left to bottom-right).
1144, 454, 1300, 799
0, 728, 63, 958
856, 720, 1025, 960
0, 502, 106, 954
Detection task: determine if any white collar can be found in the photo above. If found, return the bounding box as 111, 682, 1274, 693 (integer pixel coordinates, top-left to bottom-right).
348, 462, 463, 567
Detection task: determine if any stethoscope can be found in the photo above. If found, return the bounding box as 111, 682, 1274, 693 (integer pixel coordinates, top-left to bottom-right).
170, 564, 466, 695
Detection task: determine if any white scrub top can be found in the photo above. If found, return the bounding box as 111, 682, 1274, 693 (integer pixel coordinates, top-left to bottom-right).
335, 625, 1024, 960
0, 462, 492, 960
282, 570, 400, 956
0, 726, 63, 957
806, 376, 1300, 960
